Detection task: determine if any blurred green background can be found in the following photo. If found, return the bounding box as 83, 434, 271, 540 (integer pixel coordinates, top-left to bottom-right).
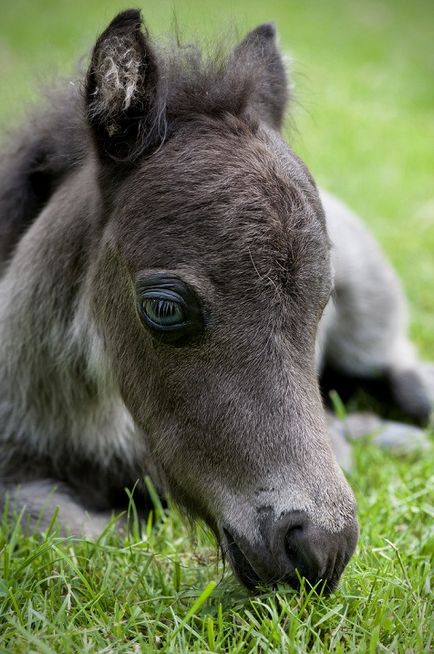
1, 0, 433, 356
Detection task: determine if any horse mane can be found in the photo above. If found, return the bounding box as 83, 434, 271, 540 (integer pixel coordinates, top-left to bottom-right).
162, 40, 257, 124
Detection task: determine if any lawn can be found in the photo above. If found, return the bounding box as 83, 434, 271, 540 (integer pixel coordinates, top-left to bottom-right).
0, 1, 433, 652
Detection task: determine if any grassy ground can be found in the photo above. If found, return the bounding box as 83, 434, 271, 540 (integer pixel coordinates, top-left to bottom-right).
0, 0, 433, 652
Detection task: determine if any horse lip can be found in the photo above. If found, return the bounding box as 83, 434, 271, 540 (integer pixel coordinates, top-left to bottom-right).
222, 528, 262, 590
222, 528, 294, 590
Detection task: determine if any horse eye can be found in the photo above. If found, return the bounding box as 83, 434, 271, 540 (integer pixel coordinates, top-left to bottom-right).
141, 297, 185, 327
136, 275, 206, 345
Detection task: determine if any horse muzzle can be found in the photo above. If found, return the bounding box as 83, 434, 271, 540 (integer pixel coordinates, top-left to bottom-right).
221, 509, 359, 592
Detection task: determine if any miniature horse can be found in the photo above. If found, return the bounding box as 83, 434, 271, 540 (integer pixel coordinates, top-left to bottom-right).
0, 10, 432, 591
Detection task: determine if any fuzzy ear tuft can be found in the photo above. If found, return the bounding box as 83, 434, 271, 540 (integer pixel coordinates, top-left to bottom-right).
85, 9, 166, 162
235, 23, 289, 131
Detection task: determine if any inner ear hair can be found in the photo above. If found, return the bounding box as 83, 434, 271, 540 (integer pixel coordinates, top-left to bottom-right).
85, 9, 165, 162
92, 31, 144, 120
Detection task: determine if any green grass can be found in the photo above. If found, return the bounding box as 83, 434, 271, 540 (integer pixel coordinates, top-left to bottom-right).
1, 448, 433, 653
0, 1, 433, 652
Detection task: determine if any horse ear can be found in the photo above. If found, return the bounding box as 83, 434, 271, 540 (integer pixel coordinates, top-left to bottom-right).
85, 9, 166, 162
235, 23, 289, 131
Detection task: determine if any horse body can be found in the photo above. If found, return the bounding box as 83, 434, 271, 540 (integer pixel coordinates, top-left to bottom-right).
0, 10, 431, 591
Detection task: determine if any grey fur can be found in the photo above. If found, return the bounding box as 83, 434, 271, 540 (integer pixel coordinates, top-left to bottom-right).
0, 10, 432, 591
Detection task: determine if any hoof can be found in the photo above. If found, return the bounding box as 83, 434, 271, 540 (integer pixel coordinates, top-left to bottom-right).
420, 362, 434, 407
372, 421, 431, 453
327, 417, 353, 472
328, 411, 431, 457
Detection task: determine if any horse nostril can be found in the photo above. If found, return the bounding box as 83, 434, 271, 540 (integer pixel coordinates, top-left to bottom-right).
279, 510, 358, 591
284, 523, 304, 559
283, 518, 319, 581
285, 522, 303, 541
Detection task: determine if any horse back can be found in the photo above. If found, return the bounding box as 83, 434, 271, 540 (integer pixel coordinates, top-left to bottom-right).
0, 85, 88, 271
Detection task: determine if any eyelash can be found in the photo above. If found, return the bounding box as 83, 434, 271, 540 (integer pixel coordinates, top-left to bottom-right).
141, 298, 185, 326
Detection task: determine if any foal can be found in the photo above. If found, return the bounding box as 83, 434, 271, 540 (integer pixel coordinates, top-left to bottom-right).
0, 10, 431, 591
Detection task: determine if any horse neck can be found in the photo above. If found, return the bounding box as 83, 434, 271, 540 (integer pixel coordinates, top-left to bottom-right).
0, 163, 140, 464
